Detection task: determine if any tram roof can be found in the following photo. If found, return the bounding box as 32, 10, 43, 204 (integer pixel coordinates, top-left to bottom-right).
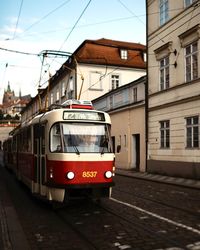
23, 107, 111, 128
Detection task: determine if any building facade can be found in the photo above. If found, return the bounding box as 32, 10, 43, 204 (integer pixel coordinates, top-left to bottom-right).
1, 82, 31, 118
0, 83, 31, 145
93, 76, 146, 172
74, 38, 146, 101
21, 38, 146, 123
147, 0, 200, 178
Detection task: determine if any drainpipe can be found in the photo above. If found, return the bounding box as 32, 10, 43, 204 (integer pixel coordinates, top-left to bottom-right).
145, 0, 149, 172
75, 66, 77, 99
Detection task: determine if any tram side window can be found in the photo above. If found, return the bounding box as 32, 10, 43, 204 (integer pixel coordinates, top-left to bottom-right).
27, 127, 32, 152
50, 124, 62, 152
8, 140, 12, 153
19, 133, 23, 152
12, 136, 17, 152
18, 128, 32, 153
23, 131, 27, 152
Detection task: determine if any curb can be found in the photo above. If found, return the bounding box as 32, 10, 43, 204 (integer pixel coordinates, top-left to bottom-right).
116, 170, 200, 190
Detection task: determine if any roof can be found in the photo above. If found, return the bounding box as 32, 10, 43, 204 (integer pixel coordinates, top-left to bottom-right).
74, 38, 146, 69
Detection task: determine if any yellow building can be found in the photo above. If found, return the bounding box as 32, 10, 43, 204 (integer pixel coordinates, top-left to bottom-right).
93, 76, 146, 172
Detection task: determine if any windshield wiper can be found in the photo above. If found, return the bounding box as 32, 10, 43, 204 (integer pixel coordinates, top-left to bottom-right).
101, 137, 108, 155
69, 133, 80, 155
73, 145, 80, 155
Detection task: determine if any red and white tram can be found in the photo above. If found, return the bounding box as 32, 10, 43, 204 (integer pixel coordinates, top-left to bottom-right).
3, 100, 115, 202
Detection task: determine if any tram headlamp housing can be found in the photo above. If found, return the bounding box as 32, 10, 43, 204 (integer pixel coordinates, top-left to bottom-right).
66, 171, 75, 180
105, 171, 112, 179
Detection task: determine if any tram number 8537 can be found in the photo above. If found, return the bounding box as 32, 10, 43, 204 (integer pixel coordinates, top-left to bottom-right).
82, 171, 97, 178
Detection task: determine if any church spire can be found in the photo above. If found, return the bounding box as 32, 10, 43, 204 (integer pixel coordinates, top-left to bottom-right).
7, 81, 11, 92
19, 88, 21, 98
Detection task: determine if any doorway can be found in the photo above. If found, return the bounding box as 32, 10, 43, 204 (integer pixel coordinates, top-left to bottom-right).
132, 134, 140, 171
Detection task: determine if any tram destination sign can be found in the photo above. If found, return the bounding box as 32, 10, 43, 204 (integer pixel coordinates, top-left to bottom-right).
63, 111, 105, 121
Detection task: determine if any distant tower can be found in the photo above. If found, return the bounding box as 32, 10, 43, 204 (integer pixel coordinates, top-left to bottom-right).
7, 82, 11, 92
2, 82, 15, 105
19, 88, 22, 99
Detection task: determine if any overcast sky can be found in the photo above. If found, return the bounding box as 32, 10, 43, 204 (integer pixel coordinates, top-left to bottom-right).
0, 0, 146, 103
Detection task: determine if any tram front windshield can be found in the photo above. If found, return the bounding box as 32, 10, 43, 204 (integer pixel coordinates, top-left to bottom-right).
50, 123, 112, 153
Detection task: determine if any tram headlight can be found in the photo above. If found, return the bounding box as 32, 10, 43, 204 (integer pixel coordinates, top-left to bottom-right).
66, 171, 75, 180
105, 171, 112, 179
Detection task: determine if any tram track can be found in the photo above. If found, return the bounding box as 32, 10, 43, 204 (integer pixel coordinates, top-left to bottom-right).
53, 197, 200, 250
113, 187, 200, 218
98, 197, 200, 249
54, 202, 106, 250
54, 205, 99, 250
95, 199, 193, 249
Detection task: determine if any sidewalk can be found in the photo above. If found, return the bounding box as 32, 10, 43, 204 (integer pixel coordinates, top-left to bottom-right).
116, 168, 200, 189
0, 160, 31, 250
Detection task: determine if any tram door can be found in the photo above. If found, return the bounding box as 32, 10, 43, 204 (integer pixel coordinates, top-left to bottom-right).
33, 124, 46, 195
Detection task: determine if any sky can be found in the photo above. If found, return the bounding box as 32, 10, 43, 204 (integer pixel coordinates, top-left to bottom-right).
0, 0, 146, 103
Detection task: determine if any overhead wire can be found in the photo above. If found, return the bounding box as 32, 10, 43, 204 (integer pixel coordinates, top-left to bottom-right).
40, 0, 92, 92
81, 52, 143, 95
0, 47, 38, 56
4, 1, 198, 101
57, 0, 92, 52
12, 0, 24, 40
13, 0, 71, 40
16, 15, 142, 39
1, 63, 8, 89
117, 0, 166, 44
148, 2, 200, 74
173, 3, 199, 65
148, 6, 200, 48
11, 6, 186, 41
117, 0, 145, 26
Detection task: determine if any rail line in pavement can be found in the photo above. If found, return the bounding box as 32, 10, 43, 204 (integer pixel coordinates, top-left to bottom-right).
110, 197, 200, 236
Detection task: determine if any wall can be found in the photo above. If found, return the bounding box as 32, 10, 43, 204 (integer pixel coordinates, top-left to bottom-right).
111, 105, 146, 172
77, 64, 146, 101
147, 0, 200, 178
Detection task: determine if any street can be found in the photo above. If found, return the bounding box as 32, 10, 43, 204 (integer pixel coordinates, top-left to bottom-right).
1, 167, 200, 250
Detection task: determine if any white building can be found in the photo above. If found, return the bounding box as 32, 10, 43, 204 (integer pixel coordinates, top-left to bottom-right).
147, 0, 200, 179
21, 38, 146, 123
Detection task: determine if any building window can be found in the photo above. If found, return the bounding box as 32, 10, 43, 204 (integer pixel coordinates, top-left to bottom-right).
133, 87, 137, 102
185, 0, 197, 7
160, 56, 169, 90
120, 49, 128, 60
160, 0, 169, 25
160, 120, 170, 148
89, 71, 102, 90
186, 116, 199, 148
50, 93, 54, 105
56, 88, 59, 102
119, 135, 121, 146
109, 95, 113, 109
67, 76, 74, 99
111, 74, 120, 90
61, 82, 65, 97
143, 52, 147, 62
185, 41, 198, 82
69, 76, 74, 91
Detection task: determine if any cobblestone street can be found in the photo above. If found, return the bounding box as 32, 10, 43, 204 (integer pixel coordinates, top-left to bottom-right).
1, 166, 200, 250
